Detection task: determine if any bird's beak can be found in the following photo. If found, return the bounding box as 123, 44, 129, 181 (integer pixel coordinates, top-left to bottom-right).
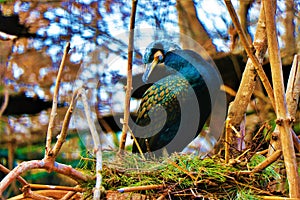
142, 50, 163, 83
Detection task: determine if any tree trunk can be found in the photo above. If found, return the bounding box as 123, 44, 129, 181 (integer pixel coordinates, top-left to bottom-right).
176, 0, 217, 56
282, 0, 296, 65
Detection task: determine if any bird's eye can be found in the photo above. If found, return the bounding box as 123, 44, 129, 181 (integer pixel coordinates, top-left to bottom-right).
154, 50, 164, 62
158, 54, 163, 61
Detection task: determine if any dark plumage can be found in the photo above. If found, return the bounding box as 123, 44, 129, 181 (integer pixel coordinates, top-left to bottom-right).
132, 40, 214, 154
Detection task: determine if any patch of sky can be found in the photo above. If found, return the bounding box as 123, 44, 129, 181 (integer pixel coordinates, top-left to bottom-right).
76, 0, 96, 5
214, 38, 230, 52
82, 13, 92, 23
71, 23, 81, 33
107, 41, 122, 52
12, 63, 23, 79
34, 85, 45, 98
47, 45, 62, 62
9, 118, 29, 134
106, 55, 127, 76
60, 82, 73, 92
15, 1, 30, 13
44, 10, 56, 21
36, 27, 47, 36
71, 34, 86, 47
47, 23, 62, 37
70, 52, 83, 63
39, 68, 49, 78
195, 1, 232, 51
54, 7, 67, 18
60, 17, 69, 26
82, 29, 94, 38
89, 63, 99, 74
70, 5, 81, 16
13, 44, 24, 54
81, 68, 94, 80
39, 111, 49, 125
24, 89, 35, 97
32, 39, 43, 50
73, 79, 84, 88
277, 22, 284, 48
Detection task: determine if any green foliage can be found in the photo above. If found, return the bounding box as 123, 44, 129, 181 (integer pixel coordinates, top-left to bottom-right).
0, 0, 12, 3
235, 189, 260, 200
262, 120, 276, 142
294, 122, 300, 134
249, 154, 281, 183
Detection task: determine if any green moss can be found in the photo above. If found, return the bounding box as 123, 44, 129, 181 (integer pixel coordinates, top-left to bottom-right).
80, 152, 283, 199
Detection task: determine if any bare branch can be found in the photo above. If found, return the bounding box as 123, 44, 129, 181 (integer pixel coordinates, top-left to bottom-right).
251, 150, 282, 174
78, 88, 102, 199
45, 42, 70, 155
0, 89, 9, 117
224, 0, 275, 109
0, 159, 88, 196
286, 55, 300, 119
224, 1, 268, 161
52, 88, 80, 157
0, 164, 28, 186
119, 0, 138, 152
263, 0, 300, 197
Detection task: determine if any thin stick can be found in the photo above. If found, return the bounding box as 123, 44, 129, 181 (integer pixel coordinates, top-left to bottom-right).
61, 185, 82, 200
168, 160, 196, 180
286, 55, 300, 120
251, 150, 282, 174
45, 42, 70, 155
0, 89, 8, 117
285, 55, 300, 152
263, 0, 300, 197
52, 88, 80, 157
117, 184, 164, 193
0, 164, 28, 186
126, 123, 146, 160
0, 159, 88, 196
26, 184, 84, 192
224, 0, 268, 162
119, 0, 138, 152
22, 185, 53, 200
224, 0, 275, 109
292, 129, 300, 152
79, 88, 102, 200
224, 115, 231, 163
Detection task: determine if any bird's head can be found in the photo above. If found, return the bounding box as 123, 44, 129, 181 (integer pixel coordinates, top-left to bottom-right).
142, 40, 181, 83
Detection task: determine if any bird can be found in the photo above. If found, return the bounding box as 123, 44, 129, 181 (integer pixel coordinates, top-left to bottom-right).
132, 40, 217, 154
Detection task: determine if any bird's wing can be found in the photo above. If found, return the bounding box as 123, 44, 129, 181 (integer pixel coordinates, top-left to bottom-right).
136, 74, 189, 126
132, 74, 190, 152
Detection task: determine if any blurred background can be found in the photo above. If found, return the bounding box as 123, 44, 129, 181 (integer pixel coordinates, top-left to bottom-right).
0, 0, 299, 198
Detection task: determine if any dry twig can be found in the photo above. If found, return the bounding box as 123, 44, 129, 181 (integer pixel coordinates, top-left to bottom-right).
263, 0, 300, 197
79, 88, 102, 199
0, 89, 8, 117
286, 55, 300, 119
119, 0, 138, 152
251, 150, 282, 174
46, 42, 70, 155
224, 0, 269, 162
224, 0, 275, 108
118, 184, 164, 193
52, 88, 80, 157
